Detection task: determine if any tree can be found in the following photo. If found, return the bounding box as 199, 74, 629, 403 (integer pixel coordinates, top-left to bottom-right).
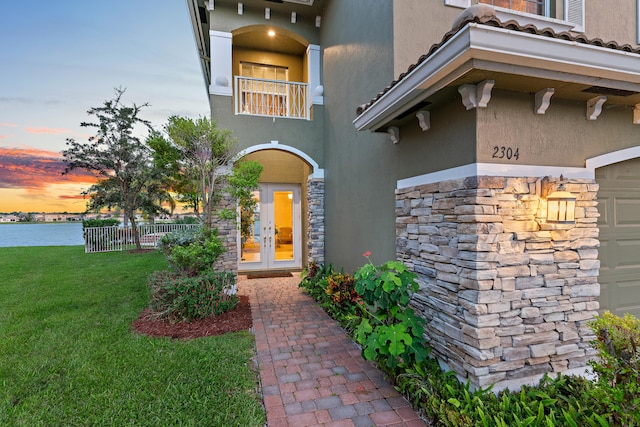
161, 116, 236, 229
227, 161, 263, 256
139, 131, 178, 224
147, 130, 198, 214
151, 116, 262, 233
62, 88, 162, 249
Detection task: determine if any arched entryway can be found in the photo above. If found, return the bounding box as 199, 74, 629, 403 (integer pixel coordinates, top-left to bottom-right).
235, 145, 324, 272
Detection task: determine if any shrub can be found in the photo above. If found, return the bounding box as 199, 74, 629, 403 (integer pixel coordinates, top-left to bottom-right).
326, 271, 358, 304
588, 311, 640, 425
353, 253, 428, 372
147, 270, 237, 323
159, 227, 200, 255
172, 216, 199, 224
396, 361, 614, 427
299, 262, 363, 330
323, 271, 362, 325
298, 261, 333, 303
159, 227, 223, 276
82, 218, 120, 228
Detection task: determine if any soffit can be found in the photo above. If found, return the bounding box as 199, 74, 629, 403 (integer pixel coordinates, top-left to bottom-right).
354, 14, 640, 132
234, 30, 307, 55
248, 0, 325, 15
214, 0, 325, 18
213, 0, 325, 54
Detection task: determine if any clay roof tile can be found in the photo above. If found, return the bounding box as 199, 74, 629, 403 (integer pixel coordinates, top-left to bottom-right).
356, 6, 640, 117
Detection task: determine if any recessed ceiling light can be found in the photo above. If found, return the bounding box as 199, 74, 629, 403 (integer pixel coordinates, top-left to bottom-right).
268, 30, 276, 37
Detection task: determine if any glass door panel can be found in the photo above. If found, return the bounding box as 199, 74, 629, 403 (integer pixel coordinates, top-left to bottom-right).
274, 191, 294, 261
240, 190, 261, 264
239, 184, 301, 270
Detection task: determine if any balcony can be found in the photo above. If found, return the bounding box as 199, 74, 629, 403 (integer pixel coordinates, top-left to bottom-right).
234, 76, 311, 120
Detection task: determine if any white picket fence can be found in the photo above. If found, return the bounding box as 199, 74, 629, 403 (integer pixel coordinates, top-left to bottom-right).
83, 224, 200, 253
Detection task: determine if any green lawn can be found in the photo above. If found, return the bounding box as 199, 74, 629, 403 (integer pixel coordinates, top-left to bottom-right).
0, 247, 264, 427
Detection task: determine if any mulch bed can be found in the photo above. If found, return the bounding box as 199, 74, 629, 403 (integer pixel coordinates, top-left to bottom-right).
131, 295, 252, 339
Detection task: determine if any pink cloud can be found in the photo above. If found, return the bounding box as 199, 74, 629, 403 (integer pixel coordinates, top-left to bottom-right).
0, 135, 6, 139
0, 123, 18, 127
0, 146, 96, 190
59, 194, 87, 200
25, 127, 70, 135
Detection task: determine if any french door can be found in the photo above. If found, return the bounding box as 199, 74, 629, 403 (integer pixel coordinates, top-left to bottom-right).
239, 183, 302, 271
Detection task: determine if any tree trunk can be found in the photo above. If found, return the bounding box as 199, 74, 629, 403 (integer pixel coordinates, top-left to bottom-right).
127, 211, 142, 250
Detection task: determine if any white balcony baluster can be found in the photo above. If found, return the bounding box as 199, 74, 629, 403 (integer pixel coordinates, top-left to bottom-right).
234, 76, 310, 120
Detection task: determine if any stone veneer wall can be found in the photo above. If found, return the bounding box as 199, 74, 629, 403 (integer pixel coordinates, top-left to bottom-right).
212, 188, 238, 275
307, 177, 325, 264
396, 175, 600, 391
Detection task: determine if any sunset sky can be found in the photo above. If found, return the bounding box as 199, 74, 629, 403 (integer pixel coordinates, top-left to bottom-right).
0, 1, 209, 213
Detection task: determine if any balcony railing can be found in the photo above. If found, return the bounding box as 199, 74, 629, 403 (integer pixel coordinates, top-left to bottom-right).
234, 76, 310, 120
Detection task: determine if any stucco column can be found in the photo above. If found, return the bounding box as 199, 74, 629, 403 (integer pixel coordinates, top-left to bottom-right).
306, 44, 323, 105
209, 30, 233, 96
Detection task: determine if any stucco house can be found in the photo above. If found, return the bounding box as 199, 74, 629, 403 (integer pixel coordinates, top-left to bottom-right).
187, 0, 640, 390
0, 214, 20, 222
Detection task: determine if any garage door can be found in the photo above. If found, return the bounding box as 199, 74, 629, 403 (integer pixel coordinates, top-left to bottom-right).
597, 157, 640, 318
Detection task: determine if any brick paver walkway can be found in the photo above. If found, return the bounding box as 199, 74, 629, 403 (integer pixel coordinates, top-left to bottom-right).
238, 275, 427, 427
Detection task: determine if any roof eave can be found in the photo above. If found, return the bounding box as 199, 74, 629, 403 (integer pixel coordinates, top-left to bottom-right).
186, 0, 212, 89
354, 23, 640, 132
353, 27, 474, 132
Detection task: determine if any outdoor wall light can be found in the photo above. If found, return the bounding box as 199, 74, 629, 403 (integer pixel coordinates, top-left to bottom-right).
546, 181, 576, 223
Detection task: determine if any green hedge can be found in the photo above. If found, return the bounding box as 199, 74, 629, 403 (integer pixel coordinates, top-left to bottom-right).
82, 218, 120, 228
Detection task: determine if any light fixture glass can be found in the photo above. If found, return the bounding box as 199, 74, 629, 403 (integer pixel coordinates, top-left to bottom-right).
546, 182, 576, 223
268, 30, 275, 37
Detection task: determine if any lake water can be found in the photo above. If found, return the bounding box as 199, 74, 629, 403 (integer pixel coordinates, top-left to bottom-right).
0, 222, 84, 247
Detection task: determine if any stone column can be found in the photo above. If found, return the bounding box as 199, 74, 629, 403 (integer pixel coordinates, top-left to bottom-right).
307, 176, 325, 264
396, 175, 599, 391
211, 185, 238, 276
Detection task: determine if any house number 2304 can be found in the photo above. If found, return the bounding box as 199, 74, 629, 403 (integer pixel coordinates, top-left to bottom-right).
492, 146, 520, 160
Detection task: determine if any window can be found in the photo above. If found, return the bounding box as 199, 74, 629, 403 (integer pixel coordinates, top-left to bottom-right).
238, 62, 289, 117
478, 0, 544, 16
240, 62, 288, 81
445, 0, 584, 33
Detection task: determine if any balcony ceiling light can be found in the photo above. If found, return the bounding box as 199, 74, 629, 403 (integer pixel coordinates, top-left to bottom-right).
268, 30, 276, 37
